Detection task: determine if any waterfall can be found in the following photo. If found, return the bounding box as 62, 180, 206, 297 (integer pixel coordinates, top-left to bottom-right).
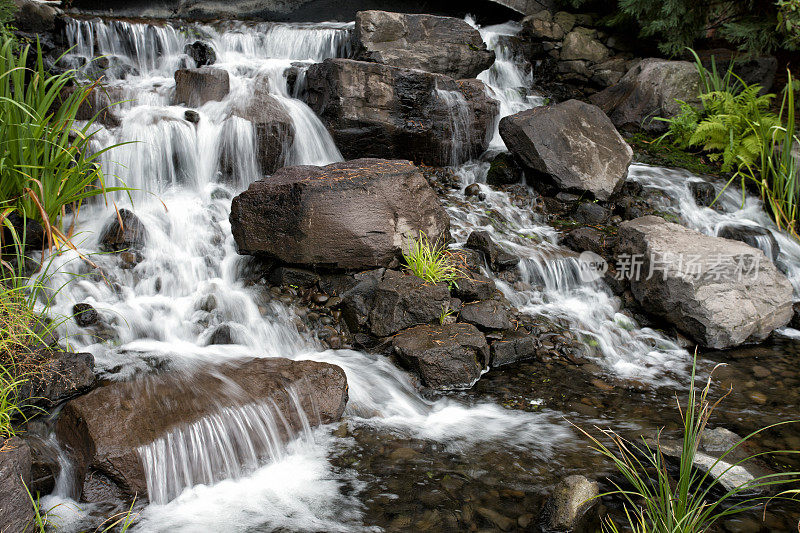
435, 85, 475, 166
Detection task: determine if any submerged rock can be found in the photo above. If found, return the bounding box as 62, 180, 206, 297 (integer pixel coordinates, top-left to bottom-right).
56, 357, 348, 501
616, 216, 793, 349
98, 208, 148, 252
392, 323, 488, 389
499, 100, 632, 201
174, 67, 230, 107
590, 58, 701, 133
304, 58, 499, 166
543, 474, 599, 532
465, 230, 519, 271
0, 437, 34, 532
352, 10, 495, 79
230, 159, 450, 270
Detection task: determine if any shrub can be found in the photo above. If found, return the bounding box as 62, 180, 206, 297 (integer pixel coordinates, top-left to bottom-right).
402, 233, 462, 288
578, 353, 800, 532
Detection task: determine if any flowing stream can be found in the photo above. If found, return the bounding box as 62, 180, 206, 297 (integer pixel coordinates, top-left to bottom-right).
32, 16, 800, 532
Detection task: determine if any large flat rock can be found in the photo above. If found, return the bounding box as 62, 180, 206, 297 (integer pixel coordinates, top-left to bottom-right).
230, 158, 450, 270
56, 357, 348, 502
617, 216, 793, 349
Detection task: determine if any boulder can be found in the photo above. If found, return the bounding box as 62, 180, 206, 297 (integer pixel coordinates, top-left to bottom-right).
486, 152, 523, 186
562, 227, 608, 257
453, 271, 496, 301
392, 323, 488, 389
465, 230, 519, 271
368, 271, 451, 337
522, 16, 564, 41
2, 212, 45, 252
230, 159, 450, 270
60, 84, 122, 128
590, 59, 701, 133
98, 208, 148, 252
560, 30, 609, 64
229, 75, 295, 174
184, 41, 216, 67
459, 300, 512, 330
304, 58, 499, 166
13, 0, 59, 33
491, 330, 538, 367
544, 475, 599, 532
499, 100, 632, 201
616, 216, 793, 349
689, 180, 716, 207
0, 437, 33, 532
352, 11, 495, 80
16, 351, 95, 408
56, 357, 348, 501
717, 223, 780, 263
73, 303, 99, 327
174, 67, 230, 107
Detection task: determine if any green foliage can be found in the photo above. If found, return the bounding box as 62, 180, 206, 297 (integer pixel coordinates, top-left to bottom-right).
402, 233, 462, 289
578, 353, 800, 532
438, 304, 455, 325
0, 36, 130, 249
0, 0, 16, 40
777, 0, 800, 48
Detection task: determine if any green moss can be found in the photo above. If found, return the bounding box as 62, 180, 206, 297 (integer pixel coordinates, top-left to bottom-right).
626, 132, 722, 177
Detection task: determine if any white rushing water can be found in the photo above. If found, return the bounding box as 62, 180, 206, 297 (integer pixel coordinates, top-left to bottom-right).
38, 18, 575, 531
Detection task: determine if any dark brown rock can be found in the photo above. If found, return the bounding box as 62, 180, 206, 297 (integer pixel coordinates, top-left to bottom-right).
0, 437, 34, 531
230, 159, 450, 270
393, 323, 488, 389
174, 67, 230, 107
459, 300, 512, 331
98, 208, 148, 252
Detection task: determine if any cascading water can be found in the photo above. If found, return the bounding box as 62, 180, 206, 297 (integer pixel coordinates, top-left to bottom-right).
39, 17, 575, 531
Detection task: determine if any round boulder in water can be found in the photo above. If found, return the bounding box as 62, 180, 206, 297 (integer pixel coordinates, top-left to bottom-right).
98, 208, 148, 253
184, 41, 217, 67
230, 159, 451, 271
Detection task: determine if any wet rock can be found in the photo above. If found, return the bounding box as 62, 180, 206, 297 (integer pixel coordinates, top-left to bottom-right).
184, 40, 216, 66
207, 323, 235, 345
616, 216, 793, 349
26, 435, 61, 495
522, 16, 564, 41
499, 100, 632, 201
465, 230, 519, 271
689, 180, 716, 207
491, 331, 537, 367
269, 267, 320, 288
562, 227, 608, 256
369, 270, 450, 337
13, 0, 59, 33
0, 437, 34, 531
486, 152, 523, 186
174, 67, 230, 107
230, 75, 295, 173
460, 300, 512, 331
59, 84, 121, 128
56, 357, 348, 501
230, 159, 450, 270
453, 271, 496, 302
340, 269, 385, 333
465, 183, 482, 197
2, 211, 45, 252
304, 59, 499, 166
73, 303, 99, 327
16, 351, 95, 409
573, 202, 609, 225
561, 29, 609, 63
98, 208, 148, 252
590, 59, 701, 133
352, 11, 495, 80
392, 323, 488, 390
717, 223, 780, 263
544, 474, 599, 532
184, 109, 201, 123
476, 506, 515, 531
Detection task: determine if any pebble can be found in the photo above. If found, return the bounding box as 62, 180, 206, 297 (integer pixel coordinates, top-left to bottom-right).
591, 378, 614, 391
313, 293, 329, 305
752, 365, 771, 378
748, 391, 768, 405
476, 507, 514, 531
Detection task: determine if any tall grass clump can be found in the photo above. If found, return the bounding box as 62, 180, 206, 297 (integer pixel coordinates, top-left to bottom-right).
578, 354, 800, 532
0, 35, 129, 250
659, 50, 800, 239
402, 232, 462, 288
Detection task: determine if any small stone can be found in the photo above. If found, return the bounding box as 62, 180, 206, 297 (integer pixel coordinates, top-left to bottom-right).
591, 378, 614, 391
184, 110, 200, 123
476, 507, 514, 531
752, 365, 771, 378
72, 303, 99, 327
748, 391, 768, 405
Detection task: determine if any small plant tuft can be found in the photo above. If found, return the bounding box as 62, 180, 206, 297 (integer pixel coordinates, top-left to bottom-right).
402, 232, 462, 289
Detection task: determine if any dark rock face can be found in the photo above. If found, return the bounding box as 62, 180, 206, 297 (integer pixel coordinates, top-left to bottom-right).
465, 231, 519, 271
229, 75, 295, 174
573, 202, 609, 225
174, 67, 230, 107
689, 181, 716, 207
590, 59, 701, 133
486, 152, 523, 186
562, 227, 608, 257
230, 159, 450, 270
352, 10, 495, 79
60, 85, 122, 129
56, 357, 348, 501
2, 212, 45, 252
16, 351, 95, 409
13, 0, 58, 33
98, 208, 148, 252
717, 224, 780, 263
490, 330, 537, 367
499, 100, 632, 200
392, 323, 488, 389
453, 271, 496, 301
369, 271, 451, 337
616, 216, 793, 349
269, 267, 320, 288
304, 59, 499, 166
543, 475, 599, 532
0, 437, 34, 532
73, 303, 99, 327
184, 41, 216, 66
459, 300, 512, 330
